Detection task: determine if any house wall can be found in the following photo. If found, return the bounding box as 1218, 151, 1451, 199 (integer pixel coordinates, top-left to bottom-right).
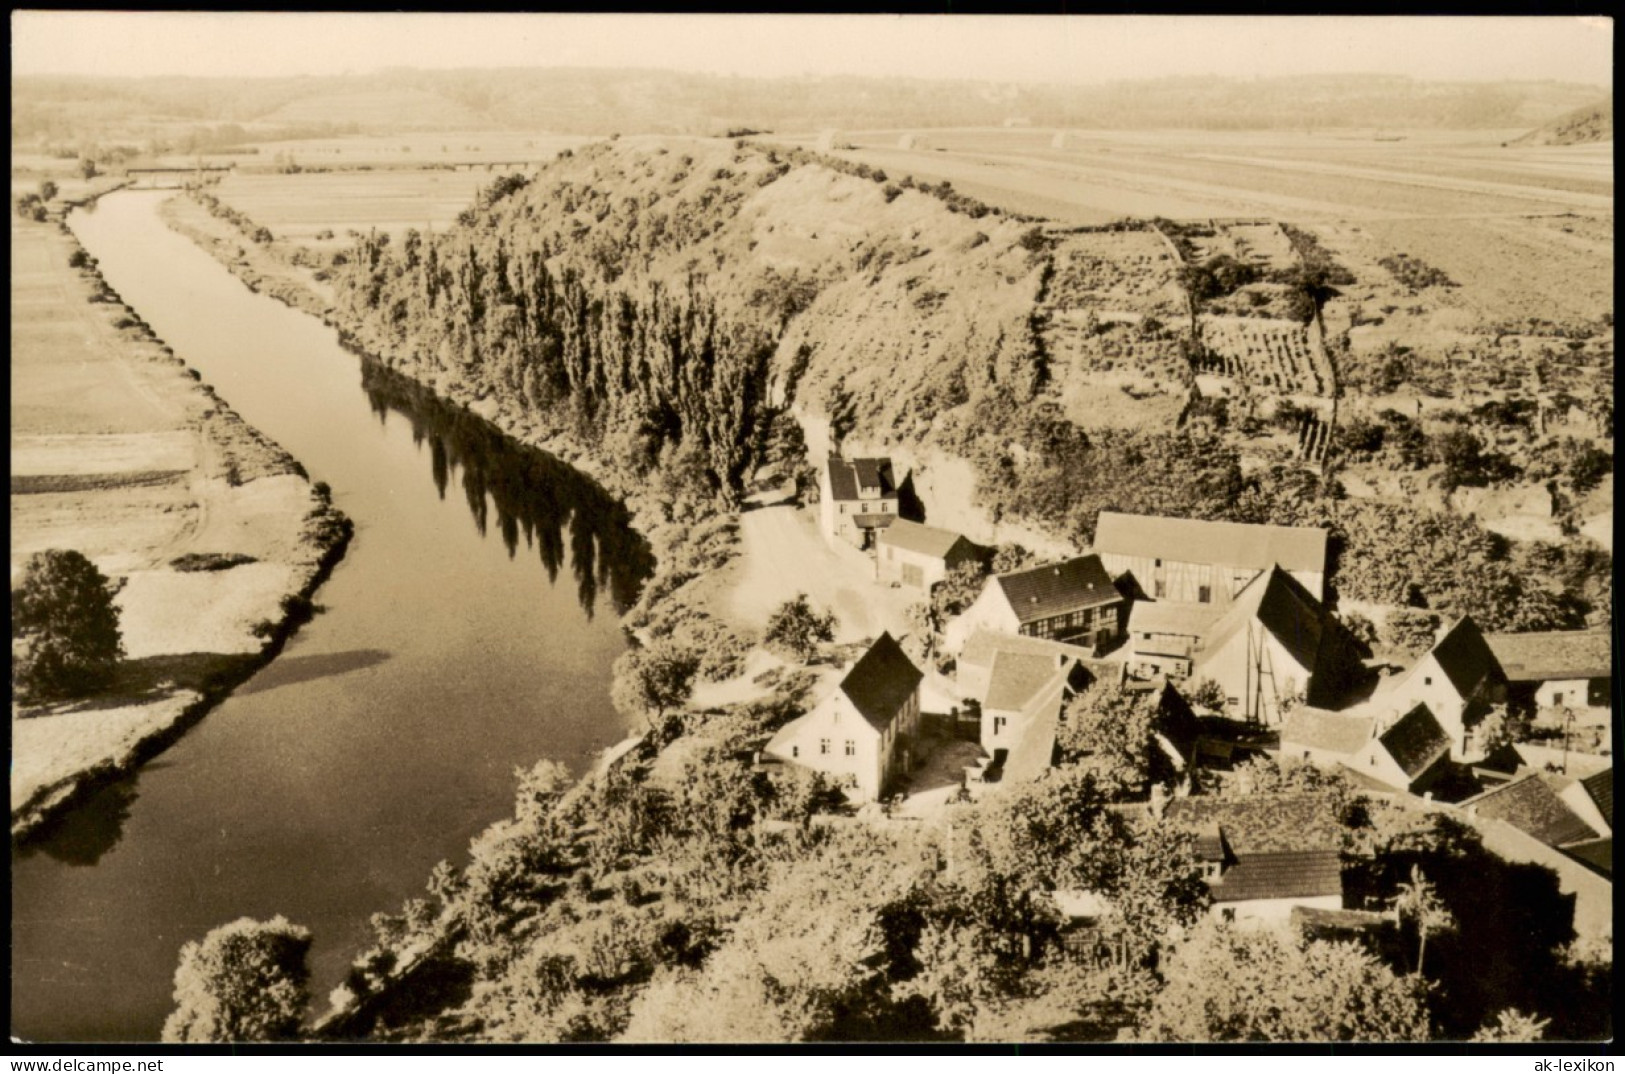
1381, 655, 1504, 761
877, 542, 954, 589
1535, 677, 1608, 712
763, 692, 886, 800
1098, 553, 1324, 606
1216, 893, 1344, 930
1128, 633, 1195, 680
1193, 622, 1313, 725
1018, 600, 1124, 652
944, 582, 1021, 654
1281, 738, 1361, 771
1349, 737, 1418, 793
981, 702, 1026, 757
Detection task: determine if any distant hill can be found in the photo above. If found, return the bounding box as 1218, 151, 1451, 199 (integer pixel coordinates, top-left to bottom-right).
11, 70, 1609, 146
1513, 98, 1612, 145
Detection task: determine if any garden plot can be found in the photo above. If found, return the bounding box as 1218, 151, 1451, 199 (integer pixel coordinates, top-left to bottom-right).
1197, 315, 1328, 396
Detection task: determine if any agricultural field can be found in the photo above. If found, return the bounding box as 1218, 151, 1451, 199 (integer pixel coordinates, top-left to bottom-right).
203, 170, 496, 244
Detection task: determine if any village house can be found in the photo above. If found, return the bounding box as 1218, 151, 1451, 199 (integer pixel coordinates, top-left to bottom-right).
1279, 703, 1453, 795
1377, 616, 1506, 760
1484, 629, 1612, 718
1124, 600, 1224, 681
762, 632, 923, 802
875, 519, 978, 590
1183, 565, 1343, 725
943, 555, 1125, 656
1093, 511, 1328, 605
819, 455, 899, 550
1163, 794, 1347, 928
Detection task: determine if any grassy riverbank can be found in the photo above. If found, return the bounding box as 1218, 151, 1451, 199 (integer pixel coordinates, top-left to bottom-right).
9, 207, 351, 839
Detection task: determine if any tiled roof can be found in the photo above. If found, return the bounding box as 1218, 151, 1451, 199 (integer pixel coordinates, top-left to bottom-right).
1462, 773, 1602, 848
1198, 566, 1323, 674
1484, 630, 1612, 683
1281, 706, 1376, 757
1093, 511, 1328, 576
1211, 849, 1343, 903
959, 628, 1101, 673
878, 518, 974, 560
839, 632, 922, 732
1581, 768, 1612, 827
1001, 665, 1073, 784
1129, 600, 1225, 639
1378, 703, 1452, 779
994, 555, 1121, 624
1165, 793, 1344, 853
1562, 837, 1612, 878
985, 651, 1067, 712
826, 455, 896, 502
1429, 616, 1504, 697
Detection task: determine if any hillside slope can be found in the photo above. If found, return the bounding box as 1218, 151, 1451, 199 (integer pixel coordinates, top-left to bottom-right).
1513, 98, 1612, 145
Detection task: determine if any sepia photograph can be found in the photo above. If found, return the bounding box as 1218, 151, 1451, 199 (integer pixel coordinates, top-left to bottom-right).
8, 12, 1614, 1049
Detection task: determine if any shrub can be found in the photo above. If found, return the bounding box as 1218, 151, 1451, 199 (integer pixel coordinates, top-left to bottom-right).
763, 594, 836, 662
161, 916, 313, 1042
12, 549, 124, 703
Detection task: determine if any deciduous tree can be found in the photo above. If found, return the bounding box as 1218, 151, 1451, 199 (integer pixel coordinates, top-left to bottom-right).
12, 548, 124, 703
162, 916, 313, 1042
763, 593, 836, 662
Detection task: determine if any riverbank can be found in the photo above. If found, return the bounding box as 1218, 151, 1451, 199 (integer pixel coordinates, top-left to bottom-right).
9, 212, 351, 839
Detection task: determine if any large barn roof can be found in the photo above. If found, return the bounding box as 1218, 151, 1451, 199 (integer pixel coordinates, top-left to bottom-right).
1485, 630, 1612, 683
1093, 511, 1327, 576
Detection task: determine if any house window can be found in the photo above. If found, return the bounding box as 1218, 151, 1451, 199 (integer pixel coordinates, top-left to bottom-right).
1221, 908, 1236, 923
844, 739, 856, 756
1552, 690, 1564, 705
792, 745, 799, 758
1154, 558, 1163, 567
1198, 585, 1211, 603
1424, 676, 1432, 686
839, 503, 846, 515
1154, 580, 1166, 598
993, 716, 1006, 735
820, 738, 830, 755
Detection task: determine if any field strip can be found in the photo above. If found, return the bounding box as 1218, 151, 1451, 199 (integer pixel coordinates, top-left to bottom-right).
11, 431, 196, 476
1185, 152, 1612, 211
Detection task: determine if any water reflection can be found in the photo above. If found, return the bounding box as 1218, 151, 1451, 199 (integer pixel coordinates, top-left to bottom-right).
18, 779, 140, 868
358, 359, 654, 618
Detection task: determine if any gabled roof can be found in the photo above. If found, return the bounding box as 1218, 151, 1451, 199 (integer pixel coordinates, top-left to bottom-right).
1198, 566, 1324, 673
1281, 706, 1376, 757
1210, 849, 1343, 904
985, 651, 1069, 712
1093, 511, 1328, 576
1001, 664, 1075, 784
1428, 616, 1504, 697
993, 555, 1121, 624
1484, 630, 1612, 684
826, 455, 896, 502
878, 518, 974, 561
838, 632, 922, 732
1581, 768, 1612, 827
1129, 600, 1225, 639
959, 628, 1101, 674
1462, 772, 1602, 848
1164, 793, 1344, 853
1378, 703, 1452, 779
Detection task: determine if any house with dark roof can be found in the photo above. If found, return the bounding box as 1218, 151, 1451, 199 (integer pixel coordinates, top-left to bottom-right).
1162, 793, 1346, 928
1461, 771, 1604, 851
819, 455, 899, 550
943, 555, 1126, 656
876, 519, 978, 590
1280, 703, 1453, 794
1093, 511, 1328, 604
1484, 629, 1611, 716
1186, 565, 1330, 725
762, 632, 923, 801
1379, 616, 1507, 760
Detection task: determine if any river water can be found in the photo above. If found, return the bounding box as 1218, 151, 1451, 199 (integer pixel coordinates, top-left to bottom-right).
11, 191, 651, 1041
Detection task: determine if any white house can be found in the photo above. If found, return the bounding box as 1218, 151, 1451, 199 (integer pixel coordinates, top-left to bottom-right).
1124, 600, 1225, 681
1378, 616, 1506, 760
1484, 629, 1611, 717
876, 519, 978, 590
819, 455, 899, 550
762, 632, 922, 801
1188, 566, 1327, 725
943, 555, 1125, 656
1164, 794, 1346, 929
1093, 511, 1328, 605
1279, 703, 1453, 795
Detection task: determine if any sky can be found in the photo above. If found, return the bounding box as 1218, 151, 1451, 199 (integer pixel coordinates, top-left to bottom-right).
10, 13, 1613, 88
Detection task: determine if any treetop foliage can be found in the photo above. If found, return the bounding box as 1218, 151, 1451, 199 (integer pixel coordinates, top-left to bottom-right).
12, 548, 124, 703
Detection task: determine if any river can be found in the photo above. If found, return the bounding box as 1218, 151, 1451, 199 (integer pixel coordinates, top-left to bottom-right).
11, 191, 652, 1042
